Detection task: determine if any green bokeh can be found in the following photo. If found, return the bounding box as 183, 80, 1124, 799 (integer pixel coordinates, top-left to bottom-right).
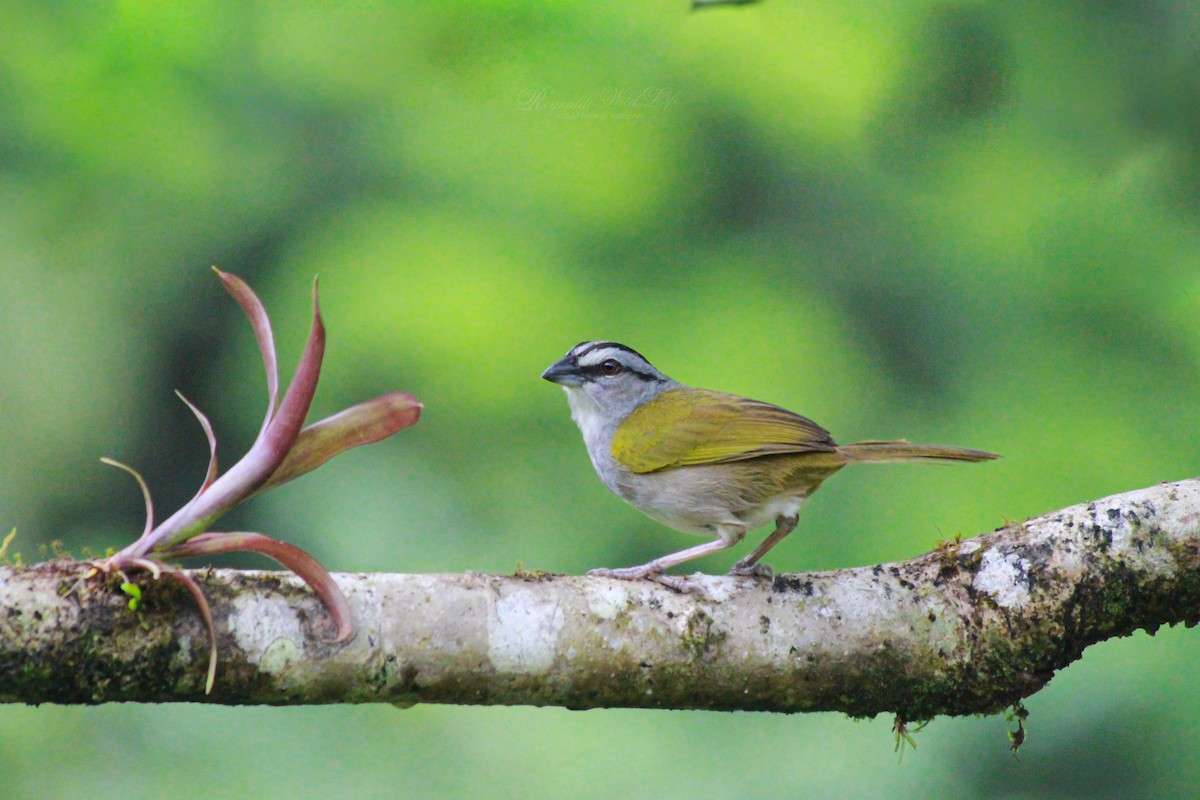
2, 2, 1199, 798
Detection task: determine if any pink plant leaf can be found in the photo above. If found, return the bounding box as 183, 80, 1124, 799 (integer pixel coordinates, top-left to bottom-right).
175, 391, 219, 496
256, 392, 422, 495
213, 268, 279, 433
155, 564, 219, 694
163, 531, 353, 644
110, 557, 219, 694
100, 458, 154, 541
257, 276, 324, 458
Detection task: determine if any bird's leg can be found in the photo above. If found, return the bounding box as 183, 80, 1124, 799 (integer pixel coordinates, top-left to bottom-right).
729, 514, 799, 578
589, 526, 746, 592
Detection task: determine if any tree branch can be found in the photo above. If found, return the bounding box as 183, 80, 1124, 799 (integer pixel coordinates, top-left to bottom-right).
3, 479, 1199, 716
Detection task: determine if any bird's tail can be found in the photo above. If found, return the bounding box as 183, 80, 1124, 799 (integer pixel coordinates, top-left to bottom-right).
836, 439, 999, 464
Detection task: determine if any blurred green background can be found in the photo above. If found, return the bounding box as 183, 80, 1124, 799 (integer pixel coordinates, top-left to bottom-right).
3, 1, 1200, 798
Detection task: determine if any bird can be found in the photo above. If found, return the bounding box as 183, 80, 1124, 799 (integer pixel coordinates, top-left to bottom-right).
542, 340, 998, 591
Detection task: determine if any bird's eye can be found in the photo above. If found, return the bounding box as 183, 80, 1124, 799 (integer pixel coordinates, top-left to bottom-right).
600, 359, 621, 376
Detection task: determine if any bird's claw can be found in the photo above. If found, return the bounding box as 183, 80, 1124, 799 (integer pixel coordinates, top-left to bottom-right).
587, 566, 702, 594
588, 565, 657, 581
728, 561, 774, 580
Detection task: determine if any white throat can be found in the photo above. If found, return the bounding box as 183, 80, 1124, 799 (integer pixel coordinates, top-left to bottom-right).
563, 386, 607, 441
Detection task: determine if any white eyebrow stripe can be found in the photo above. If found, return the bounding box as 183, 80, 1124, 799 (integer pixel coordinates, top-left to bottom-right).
571, 340, 649, 364
576, 347, 633, 366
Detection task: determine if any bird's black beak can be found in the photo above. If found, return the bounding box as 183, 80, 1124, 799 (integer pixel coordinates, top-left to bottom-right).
541, 356, 583, 386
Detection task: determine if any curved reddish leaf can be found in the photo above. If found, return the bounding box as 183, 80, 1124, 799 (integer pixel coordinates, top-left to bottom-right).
100, 458, 154, 541
214, 268, 279, 432
260, 276, 324, 455
175, 391, 219, 496
257, 392, 422, 494
164, 531, 353, 644
159, 565, 219, 694
111, 557, 220, 694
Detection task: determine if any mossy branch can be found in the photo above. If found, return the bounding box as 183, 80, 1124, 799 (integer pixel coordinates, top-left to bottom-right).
2, 478, 1198, 715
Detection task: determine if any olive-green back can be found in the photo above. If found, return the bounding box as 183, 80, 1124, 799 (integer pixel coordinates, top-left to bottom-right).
610, 387, 837, 474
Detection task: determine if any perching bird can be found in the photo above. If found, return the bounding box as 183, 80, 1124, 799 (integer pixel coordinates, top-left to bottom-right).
543, 340, 997, 590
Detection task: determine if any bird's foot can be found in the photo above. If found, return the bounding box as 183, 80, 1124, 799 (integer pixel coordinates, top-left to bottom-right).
588, 564, 659, 581
649, 573, 702, 593
728, 560, 774, 580
588, 565, 701, 594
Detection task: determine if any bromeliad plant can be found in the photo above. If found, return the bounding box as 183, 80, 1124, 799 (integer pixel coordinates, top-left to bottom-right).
89, 268, 421, 693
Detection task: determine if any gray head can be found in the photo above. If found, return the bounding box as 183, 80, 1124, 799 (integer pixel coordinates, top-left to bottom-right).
542, 341, 677, 427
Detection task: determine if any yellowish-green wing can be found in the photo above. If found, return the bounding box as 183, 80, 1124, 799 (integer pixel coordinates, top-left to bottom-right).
611, 387, 836, 474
